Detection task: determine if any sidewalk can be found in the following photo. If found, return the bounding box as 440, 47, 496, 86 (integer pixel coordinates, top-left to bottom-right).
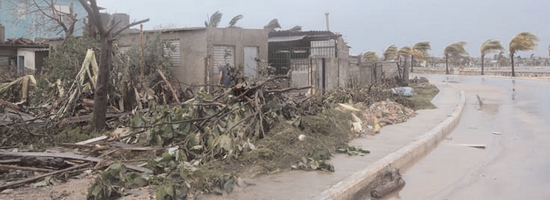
201, 82, 464, 200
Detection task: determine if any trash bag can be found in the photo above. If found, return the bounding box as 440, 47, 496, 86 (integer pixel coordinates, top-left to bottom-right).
391, 87, 415, 97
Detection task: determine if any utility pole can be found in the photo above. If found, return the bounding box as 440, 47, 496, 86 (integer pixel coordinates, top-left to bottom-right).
325, 13, 330, 31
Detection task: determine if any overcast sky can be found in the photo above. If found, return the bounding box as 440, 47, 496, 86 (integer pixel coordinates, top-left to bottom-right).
99, 0, 548, 58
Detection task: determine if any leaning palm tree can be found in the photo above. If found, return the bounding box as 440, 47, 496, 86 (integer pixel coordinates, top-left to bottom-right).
480, 39, 504, 75
509, 32, 539, 76
227, 14, 243, 28
383, 45, 398, 61
263, 19, 281, 31
204, 11, 222, 27
444, 42, 468, 74
363, 51, 379, 63
410, 41, 431, 72
398, 46, 411, 85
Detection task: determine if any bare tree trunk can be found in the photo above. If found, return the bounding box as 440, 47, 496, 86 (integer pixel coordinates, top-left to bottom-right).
481, 55, 485, 76
511, 54, 515, 77
445, 55, 449, 75
403, 56, 409, 86
410, 55, 414, 73
80, 0, 149, 131
91, 36, 113, 129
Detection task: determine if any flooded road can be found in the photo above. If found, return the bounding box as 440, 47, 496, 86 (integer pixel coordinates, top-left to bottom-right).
387, 75, 550, 200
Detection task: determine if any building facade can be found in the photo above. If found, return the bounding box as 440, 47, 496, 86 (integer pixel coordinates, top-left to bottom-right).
0, 0, 86, 40
116, 27, 269, 88
268, 30, 350, 93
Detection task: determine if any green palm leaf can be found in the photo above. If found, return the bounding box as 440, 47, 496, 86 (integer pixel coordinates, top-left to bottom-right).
205, 11, 222, 28
228, 14, 243, 28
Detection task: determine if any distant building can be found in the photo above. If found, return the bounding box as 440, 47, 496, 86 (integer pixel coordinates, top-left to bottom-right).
0, 0, 87, 40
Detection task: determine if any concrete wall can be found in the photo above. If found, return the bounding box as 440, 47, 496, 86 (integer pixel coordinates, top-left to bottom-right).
336, 36, 350, 88
117, 29, 208, 86
206, 28, 268, 84
117, 28, 268, 87
318, 36, 350, 90
379, 61, 399, 78
17, 49, 35, 70
0, 24, 5, 43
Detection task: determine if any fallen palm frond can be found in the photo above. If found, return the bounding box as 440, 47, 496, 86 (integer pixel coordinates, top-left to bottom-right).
0, 75, 37, 103
56, 49, 98, 119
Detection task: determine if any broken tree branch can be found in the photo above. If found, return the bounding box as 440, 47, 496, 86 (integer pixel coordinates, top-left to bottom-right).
0, 164, 56, 173
0, 151, 152, 173
0, 163, 91, 191
157, 69, 181, 104
112, 19, 150, 37
266, 86, 312, 93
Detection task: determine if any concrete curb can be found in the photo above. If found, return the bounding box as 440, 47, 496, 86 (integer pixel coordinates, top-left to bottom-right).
315, 90, 466, 200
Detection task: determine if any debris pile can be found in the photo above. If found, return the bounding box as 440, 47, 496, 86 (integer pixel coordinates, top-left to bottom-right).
0, 34, 437, 199
363, 101, 416, 127
340, 100, 416, 136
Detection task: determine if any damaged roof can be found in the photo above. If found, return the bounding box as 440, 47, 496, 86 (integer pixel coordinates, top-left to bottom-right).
268, 30, 338, 42
0, 38, 49, 48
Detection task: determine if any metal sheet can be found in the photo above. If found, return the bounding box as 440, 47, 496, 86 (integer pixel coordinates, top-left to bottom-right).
268, 35, 306, 42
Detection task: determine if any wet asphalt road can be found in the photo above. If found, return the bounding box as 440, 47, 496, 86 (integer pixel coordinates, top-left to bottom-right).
387, 75, 550, 200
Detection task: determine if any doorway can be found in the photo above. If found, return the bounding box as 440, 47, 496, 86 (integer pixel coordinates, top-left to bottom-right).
18, 56, 25, 77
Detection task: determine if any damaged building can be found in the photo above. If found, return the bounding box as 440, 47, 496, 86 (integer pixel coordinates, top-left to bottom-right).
0, 24, 49, 80
268, 30, 350, 94
116, 27, 269, 88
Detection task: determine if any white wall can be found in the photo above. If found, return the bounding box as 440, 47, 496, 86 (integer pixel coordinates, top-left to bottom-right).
17, 49, 35, 70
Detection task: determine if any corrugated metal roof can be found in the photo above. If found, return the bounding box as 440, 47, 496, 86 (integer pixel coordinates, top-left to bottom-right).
268, 35, 306, 42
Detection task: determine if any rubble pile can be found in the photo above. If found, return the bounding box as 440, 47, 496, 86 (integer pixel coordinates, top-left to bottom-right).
364, 101, 416, 126
343, 100, 417, 136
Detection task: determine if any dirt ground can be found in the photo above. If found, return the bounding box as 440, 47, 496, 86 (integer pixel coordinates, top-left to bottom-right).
0, 81, 439, 200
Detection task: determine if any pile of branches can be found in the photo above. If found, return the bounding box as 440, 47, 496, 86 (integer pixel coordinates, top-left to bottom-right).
325, 78, 399, 106
83, 64, 327, 199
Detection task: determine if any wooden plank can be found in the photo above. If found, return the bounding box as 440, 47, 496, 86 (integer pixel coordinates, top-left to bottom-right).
75, 135, 108, 145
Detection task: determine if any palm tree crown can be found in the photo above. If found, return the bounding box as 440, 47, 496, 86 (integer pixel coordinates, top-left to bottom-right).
383, 45, 398, 61
410, 41, 431, 72
363, 51, 379, 62
443, 42, 468, 74
398, 46, 411, 59
509, 32, 539, 76
411, 41, 431, 58
481, 40, 505, 56
480, 40, 504, 75
509, 32, 539, 55
204, 11, 222, 27
228, 15, 243, 28
444, 42, 468, 57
